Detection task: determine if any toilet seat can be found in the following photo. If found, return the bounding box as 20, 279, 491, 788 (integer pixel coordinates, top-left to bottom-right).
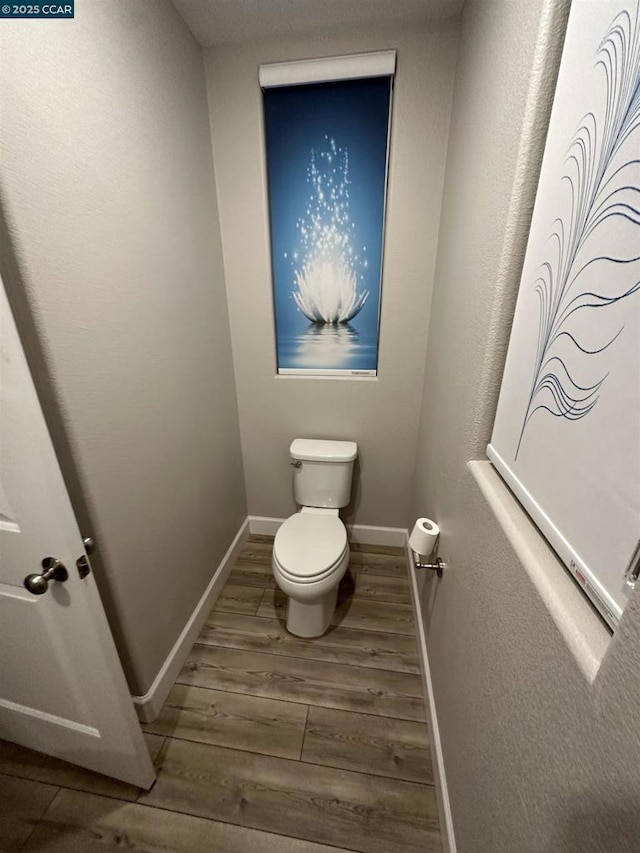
274, 549, 347, 584
273, 512, 348, 583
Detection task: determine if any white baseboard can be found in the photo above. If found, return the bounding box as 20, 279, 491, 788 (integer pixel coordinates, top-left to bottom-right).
132, 517, 250, 722
405, 537, 457, 853
348, 523, 406, 547
248, 516, 283, 537
248, 515, 406, 547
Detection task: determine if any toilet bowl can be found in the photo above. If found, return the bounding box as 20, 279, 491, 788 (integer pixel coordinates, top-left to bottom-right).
272, 508, 349, 638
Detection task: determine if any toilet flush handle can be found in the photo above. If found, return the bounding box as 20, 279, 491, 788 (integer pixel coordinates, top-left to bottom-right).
290, 460, 302, 468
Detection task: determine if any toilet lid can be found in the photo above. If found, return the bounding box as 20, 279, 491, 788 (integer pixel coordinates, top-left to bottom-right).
274, 513, 347, 579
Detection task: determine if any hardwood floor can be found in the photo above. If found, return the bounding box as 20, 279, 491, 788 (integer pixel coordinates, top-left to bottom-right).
0, 535, 440, 853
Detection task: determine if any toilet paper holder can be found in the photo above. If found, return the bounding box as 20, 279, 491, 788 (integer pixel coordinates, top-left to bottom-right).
413, 553, 447, 578
408, 518, 446, 578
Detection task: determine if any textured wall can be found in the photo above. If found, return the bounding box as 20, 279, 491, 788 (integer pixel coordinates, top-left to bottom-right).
0, 0, 246, 696
204, 24, 459, 527
411, 1, 640, 851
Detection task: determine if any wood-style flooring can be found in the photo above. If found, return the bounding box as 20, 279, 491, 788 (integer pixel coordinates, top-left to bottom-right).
0, 535, 440, 853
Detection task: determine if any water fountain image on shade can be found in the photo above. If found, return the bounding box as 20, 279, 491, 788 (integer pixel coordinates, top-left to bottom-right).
286, 136, 369, 326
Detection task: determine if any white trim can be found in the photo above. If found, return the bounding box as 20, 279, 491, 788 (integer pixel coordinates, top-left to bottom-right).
275, 374, 378, 383
347, 523, 406, 547
259, 50, 396, 89
470, 460, 608, 683
132, 518, 250, 722
248, 516, 284, 537
278, 368, 377, 377
487, 443, 620, 629
405, 536, 457, 853
248, 516, 406, 547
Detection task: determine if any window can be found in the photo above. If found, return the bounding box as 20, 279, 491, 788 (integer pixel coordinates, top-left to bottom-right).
488, 0, 640, 628
260, 52, 395, 376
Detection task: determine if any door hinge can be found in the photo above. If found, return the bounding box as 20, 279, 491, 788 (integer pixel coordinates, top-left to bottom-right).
76, 554, 91, 580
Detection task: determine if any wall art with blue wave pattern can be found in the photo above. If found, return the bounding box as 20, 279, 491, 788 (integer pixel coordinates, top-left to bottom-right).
489, 0, 640, 628
263, 75, 392, 375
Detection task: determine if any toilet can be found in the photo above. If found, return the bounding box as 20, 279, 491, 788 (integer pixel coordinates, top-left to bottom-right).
272, 438, 357, 638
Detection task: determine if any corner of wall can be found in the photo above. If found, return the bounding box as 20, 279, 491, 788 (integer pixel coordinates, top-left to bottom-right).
471, 0, 571, 456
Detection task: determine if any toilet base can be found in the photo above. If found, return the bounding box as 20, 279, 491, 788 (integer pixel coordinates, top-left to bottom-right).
285, 585, 338, 638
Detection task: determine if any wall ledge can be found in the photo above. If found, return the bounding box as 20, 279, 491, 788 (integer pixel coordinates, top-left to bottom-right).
468, 460, 610, 684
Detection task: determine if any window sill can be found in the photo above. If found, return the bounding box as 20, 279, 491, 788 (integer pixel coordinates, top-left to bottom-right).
468, 460, 611, 684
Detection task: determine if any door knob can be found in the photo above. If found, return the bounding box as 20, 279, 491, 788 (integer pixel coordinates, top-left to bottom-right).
24, 557, 69, 595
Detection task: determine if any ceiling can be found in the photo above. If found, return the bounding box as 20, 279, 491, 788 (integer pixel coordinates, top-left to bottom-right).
171, 0, 464, 48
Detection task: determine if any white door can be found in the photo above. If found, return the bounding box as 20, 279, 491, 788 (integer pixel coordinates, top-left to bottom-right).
0, 273, 155, 788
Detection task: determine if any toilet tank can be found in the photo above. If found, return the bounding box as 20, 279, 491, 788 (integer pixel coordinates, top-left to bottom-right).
290, 439, 358, 509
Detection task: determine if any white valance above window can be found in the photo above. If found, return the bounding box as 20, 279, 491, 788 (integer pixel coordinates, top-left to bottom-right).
259, 50, 396, 89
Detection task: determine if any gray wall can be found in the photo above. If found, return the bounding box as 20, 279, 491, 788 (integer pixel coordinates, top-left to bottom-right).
205, 24, 459, 527
0, 0, 246, 696
412, 1, 640, 851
